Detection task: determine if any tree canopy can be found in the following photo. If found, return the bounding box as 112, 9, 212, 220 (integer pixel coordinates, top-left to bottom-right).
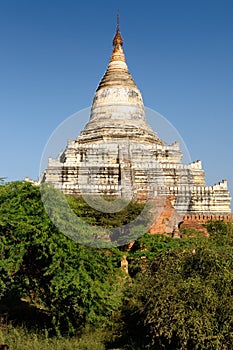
0, 181, 233, 349
0, 181, 123, 333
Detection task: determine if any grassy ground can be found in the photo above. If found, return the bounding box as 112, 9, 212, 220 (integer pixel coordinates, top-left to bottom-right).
0, 326, 106, 350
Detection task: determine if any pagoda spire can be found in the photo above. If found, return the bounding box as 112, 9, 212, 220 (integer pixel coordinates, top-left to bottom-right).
80, 14, 160, 144
110, 12, 125, 64
113, 10, 123, 47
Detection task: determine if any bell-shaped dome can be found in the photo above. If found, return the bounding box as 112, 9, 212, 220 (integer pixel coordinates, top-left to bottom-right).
80, 24, 162, 144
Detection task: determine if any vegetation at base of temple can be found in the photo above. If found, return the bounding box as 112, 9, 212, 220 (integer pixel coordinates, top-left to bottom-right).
67, 195, 146, 228
0, 181, 233, 349
0, 326, 106, 350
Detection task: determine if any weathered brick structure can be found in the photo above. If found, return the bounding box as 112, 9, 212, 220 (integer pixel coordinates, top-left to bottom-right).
40, 23, 232, 222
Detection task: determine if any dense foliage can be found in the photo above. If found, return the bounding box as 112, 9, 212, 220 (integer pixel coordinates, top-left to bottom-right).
0, 181, 123, 333
122, 241, 233, 349
0, 181, 233, 349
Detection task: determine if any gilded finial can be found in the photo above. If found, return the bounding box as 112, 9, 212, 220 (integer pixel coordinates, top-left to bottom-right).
113, 9, 123, 46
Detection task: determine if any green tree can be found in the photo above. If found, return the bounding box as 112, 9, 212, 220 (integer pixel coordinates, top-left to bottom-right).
207, 220, 233, 246
121, 235, 233, 349
0, 181, 123, 333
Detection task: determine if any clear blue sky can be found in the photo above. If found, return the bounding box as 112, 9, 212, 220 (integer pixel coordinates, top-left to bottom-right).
1, 0, 233, 203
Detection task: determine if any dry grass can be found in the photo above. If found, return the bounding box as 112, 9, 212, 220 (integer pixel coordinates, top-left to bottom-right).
0, 326, 106, 350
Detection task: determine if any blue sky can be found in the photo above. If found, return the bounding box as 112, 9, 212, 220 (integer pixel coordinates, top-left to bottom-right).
1, 0, 233, 203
